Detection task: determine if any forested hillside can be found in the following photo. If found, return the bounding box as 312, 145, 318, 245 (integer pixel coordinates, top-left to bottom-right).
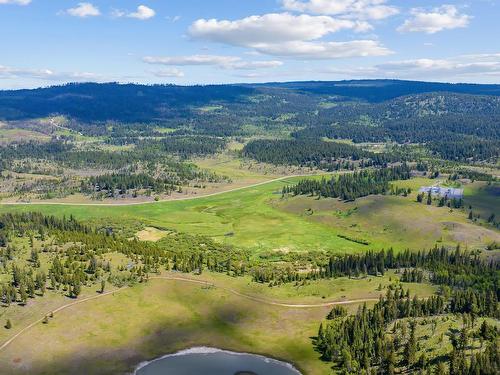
242, 139, 393, 169
1, 80, 500, 122
1, 80, 498, 162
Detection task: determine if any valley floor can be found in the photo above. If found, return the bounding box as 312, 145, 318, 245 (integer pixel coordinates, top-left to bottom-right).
0, 175, 498, 254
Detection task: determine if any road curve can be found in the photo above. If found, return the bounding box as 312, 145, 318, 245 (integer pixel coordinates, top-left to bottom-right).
153, 276, 379, 308
0, 275, 377, 352
0, 173, 333, 207
0, 288, 126, 352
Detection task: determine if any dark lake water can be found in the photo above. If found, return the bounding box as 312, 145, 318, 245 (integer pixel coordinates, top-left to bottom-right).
134, 347, 302, 375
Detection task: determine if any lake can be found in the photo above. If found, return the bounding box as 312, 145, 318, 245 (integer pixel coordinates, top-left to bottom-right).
134, 347, 302, 375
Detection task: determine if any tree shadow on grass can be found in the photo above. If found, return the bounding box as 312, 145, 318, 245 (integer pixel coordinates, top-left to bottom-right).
7, 303, 303, 375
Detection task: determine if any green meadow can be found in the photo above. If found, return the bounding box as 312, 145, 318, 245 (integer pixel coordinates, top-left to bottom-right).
0, 271, 436, 375
0, 177, 498, 254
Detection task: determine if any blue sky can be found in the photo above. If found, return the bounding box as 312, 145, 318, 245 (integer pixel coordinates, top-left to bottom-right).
1, 0, 499, 88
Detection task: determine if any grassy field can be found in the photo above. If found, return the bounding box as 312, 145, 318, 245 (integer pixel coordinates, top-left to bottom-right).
0, 177, 364, 253
135, 226, 170, 242
277, 183, 499, 251
193, 152, 313, 181
0, 128, 50, 144
0, 271, 436, 375
172, 270, 437, 304
463, 181, 500, 220
1, 176, 498, 254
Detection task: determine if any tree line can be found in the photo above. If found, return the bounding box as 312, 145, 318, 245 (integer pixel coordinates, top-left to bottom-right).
283, 165, 411, 201
315, 285, 499, 374
242, 139, 394, 169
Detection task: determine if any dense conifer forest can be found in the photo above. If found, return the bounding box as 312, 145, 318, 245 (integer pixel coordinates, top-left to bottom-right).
314, 244, 499, 374
242, 139, 394, 168
283, 165, 411, 200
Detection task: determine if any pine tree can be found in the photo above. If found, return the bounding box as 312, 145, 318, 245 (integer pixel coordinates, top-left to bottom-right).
435, 362, 447, 375
19, 284, 28, 305
404, 321, 417, 368
72, 283, 81, 298
384, 344, 396, 375
87, 255, 98, 274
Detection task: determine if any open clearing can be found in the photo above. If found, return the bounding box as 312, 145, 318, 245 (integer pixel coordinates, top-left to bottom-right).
277, 191, 499, 251
0, 271, 435, 375
463, 181, 500, 219
0, 177, 500, 253
1, 177, 498, 253
135, 226, 170, 242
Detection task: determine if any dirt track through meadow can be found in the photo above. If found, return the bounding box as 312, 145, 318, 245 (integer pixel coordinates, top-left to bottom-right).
0, 275, 378, 352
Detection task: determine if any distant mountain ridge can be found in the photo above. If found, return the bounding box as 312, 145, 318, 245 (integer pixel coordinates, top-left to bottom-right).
248, 79, 500, 102
1, 80, 500, 122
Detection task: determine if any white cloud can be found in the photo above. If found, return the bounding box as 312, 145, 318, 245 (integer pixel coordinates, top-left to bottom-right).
143, 55, 284, 70
150, 68, 185, 78
128, 5, 155, 20
377, 57, 500, 77
189, 13, 371, 46
0, 66, 53, 79
0, 65, 101, 81
251, 40, 391, 59
232, 60, 284, 69
282, 0, 399, 20
398, 5, 471, 34
110, 9, 125, 18
188, 13, 391, 60
321, 53, 500, 81
378, 59, 452, 70
144, 55, 240, 66
0, 0, 31, 5
459, 53, 500, 61
166, 15, 181, 22
66, 2, 100, 18
112, 5, 155, 20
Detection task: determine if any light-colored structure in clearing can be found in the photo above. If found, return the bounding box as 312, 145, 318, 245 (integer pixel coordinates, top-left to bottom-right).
418, 186, 463, 199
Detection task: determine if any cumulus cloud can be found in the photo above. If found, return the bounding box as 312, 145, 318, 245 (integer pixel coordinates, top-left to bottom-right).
188, 13, 391, 60
114, 5, 155, 20
150, 68, 185, 78
66, 2, 100, 18
189, 13, 371, 46
129, 5, 155, 19
0, 65, 101, 81
398, 5, 471, 34
143, 55, 284, 70
0, 0, 31, 5
282, 0, 399, 20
